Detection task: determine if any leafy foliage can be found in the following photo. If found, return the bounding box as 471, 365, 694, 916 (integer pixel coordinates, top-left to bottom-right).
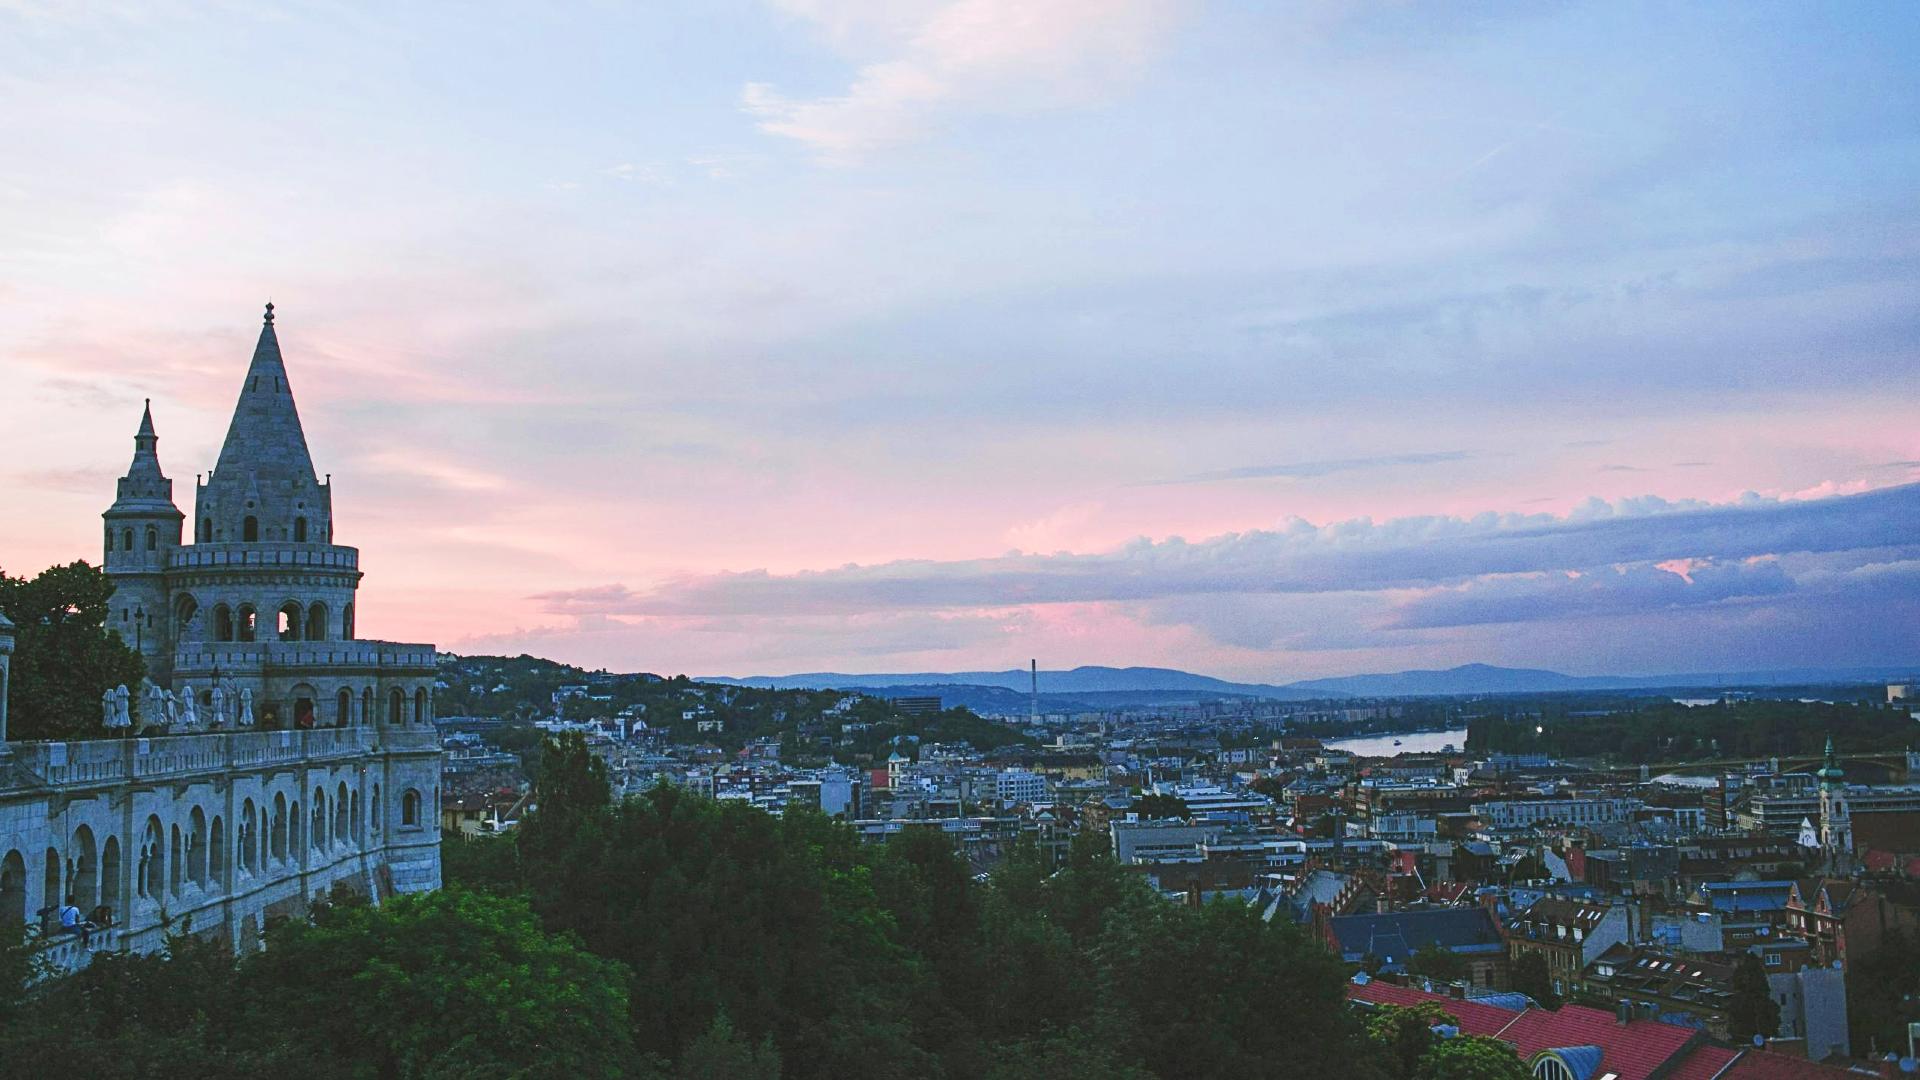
1726, 952, 1780, 1043
1510, 952, 1560, 1009
1848, 928, 1920, 1056
0, 561, 146, 740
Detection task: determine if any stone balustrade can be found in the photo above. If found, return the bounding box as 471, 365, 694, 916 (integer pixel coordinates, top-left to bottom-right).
8, 727, 413, 792
167, 542, 359, 571
172, 640, 438, 672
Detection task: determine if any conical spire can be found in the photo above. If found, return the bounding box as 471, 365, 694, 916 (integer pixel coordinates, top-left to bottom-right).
1817, 736, 1845, 787
210, 302, 318, 486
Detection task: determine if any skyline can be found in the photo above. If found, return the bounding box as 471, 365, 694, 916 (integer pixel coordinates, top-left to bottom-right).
3, 3, 1918, 681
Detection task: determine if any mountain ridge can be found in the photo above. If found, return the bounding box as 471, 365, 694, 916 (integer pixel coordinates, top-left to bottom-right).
702, 662, 1916, 699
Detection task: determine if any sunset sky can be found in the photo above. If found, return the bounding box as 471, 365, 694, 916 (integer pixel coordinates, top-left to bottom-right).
2, 2, 1917, 681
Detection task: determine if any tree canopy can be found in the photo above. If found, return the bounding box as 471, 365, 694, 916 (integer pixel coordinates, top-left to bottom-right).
0, 561, 146, 740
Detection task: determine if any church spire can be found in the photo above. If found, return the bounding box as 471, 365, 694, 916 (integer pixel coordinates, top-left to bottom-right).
196, 303, 332, 547
210, 301, 318, 486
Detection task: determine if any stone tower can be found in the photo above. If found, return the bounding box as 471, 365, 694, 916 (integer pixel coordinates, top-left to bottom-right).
102, 400, 185, 682
1816, 736, 1852, 871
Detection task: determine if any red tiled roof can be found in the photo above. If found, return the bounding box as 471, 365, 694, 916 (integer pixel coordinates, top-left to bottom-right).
1343, 980, 1523, 1039
1720, 1050, 1869, 1079
1496, 1002, 1701, 1080
1665, 1044, 1741, 1080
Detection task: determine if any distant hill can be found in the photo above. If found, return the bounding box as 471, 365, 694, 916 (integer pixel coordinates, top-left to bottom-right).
704, 662, 1917, 701
700, 665, 1335, 702
1286, 663, 1917, 696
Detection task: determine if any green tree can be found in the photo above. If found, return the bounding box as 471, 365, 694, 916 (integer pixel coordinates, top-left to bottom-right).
440, 828, 521, 894
533, 729, 611, 819
1727, 952, 1780, 1043
1511, 952, 1560, 1009
1131, 793, 1191, 820
679, 1015, 780, 1080
1408, 943, 1468, 984
1366, 1002, 1456, 1078
0, 561, 146, 740
1848, 929, 1920, 1055
241, 886, 636, 1079
1415, 1036, 1529, 1080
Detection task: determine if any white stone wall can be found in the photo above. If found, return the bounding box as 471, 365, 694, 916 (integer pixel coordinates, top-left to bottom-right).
0, 728, 442, 964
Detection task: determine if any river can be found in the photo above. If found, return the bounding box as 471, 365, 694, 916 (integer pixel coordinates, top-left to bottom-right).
1323, 728, 1469, 757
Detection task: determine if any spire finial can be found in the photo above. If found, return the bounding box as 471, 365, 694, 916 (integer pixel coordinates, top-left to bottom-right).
264, 300, 275, 324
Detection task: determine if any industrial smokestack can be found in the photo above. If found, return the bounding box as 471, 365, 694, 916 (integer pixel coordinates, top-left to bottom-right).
1030, 659, 1039, 725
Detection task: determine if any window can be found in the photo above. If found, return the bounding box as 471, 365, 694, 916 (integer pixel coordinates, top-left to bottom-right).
122, 528, 134, 551
278, 603, 303, 642
336, 689, 351, 727
200, 518, 213, 542
146, 526, 157, 551
212, 604, 233, 642
414, 688, 427, 725
306, 602, 328, 642
389, 689, 404, 725
342, 603, 355, 640
294, 517, 308, 542
243, 516, 259, 542
175, 594, 198, 629
402, 790, 421, 827
237, 605, 257, 642
104, 528, 113, 552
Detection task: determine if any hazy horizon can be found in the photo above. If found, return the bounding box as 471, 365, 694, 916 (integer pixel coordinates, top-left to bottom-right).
4, 3, 1917, 682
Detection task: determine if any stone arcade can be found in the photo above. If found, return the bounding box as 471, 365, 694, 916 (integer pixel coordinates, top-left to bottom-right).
0, 305, 442, 970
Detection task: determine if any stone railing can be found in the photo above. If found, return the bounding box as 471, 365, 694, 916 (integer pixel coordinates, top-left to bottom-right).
8, 727, 400, 790
172, 640, 438, 672
33, 927, 120, 978
167, 542, 359, 571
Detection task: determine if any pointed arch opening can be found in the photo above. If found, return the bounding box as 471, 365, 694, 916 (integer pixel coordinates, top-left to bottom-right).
99, 837, 120, 917
67, 825, 98, 911
0, 850, 25, 925
243, 516, 259, 542
305, 601, 328, 642
278, 602, 303, 642
294, 516, 308, 542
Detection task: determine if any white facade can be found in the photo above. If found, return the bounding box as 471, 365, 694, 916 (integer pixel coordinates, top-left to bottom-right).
0, 304, 442, 971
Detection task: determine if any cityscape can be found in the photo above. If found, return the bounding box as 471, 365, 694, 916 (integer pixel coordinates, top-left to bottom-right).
2, 5, 1919, 1080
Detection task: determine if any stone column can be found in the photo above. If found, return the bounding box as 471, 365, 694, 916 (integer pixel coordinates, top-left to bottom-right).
0, 610, 14, 750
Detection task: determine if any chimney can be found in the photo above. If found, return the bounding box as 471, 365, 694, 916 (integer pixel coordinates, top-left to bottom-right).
1616, 999, 1632, 1026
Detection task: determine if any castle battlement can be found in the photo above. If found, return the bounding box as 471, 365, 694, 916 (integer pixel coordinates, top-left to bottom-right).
0, 304, 443, 971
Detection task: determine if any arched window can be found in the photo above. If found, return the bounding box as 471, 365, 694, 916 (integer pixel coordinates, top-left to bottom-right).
401, 790, 421, 827
336, 689, 351, 727
104, 528, 114, 553
146, 526, 157, 551
212, 604, 233, 642
294, 517, 308, 542
0, 850, 24, 925
243, 516, 259, 542
335, 783, 349, 847
278, 602, 303, 642
361, 688, 373, 726
208, 816, 225, 887
167, 825, 182, 895
43, 848, 60, 916
99, 837, 120, 913
139, 817, 164, 899
306, 602, 328, 642
237, 605, 257, 642
290, 801, 303, 858
271, 794, 288, 862
122, 528, 134, 551
200, 518, 213, 542
67, 826, 97, 911
371, 785, 381, 833
187, 808, 207, 886
240, 800, 257, 873
342, 603, 355, 640
311, 788, 327, 852
388, 688, 404, 726
414, 688, 427, 725
175, 594, 198, 631
351, 790, 363, 845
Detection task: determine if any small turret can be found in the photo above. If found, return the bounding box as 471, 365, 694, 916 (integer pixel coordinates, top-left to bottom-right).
103, 400, 184, 680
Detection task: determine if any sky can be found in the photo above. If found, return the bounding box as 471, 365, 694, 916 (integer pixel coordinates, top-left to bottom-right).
1, 1, 1917, 682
